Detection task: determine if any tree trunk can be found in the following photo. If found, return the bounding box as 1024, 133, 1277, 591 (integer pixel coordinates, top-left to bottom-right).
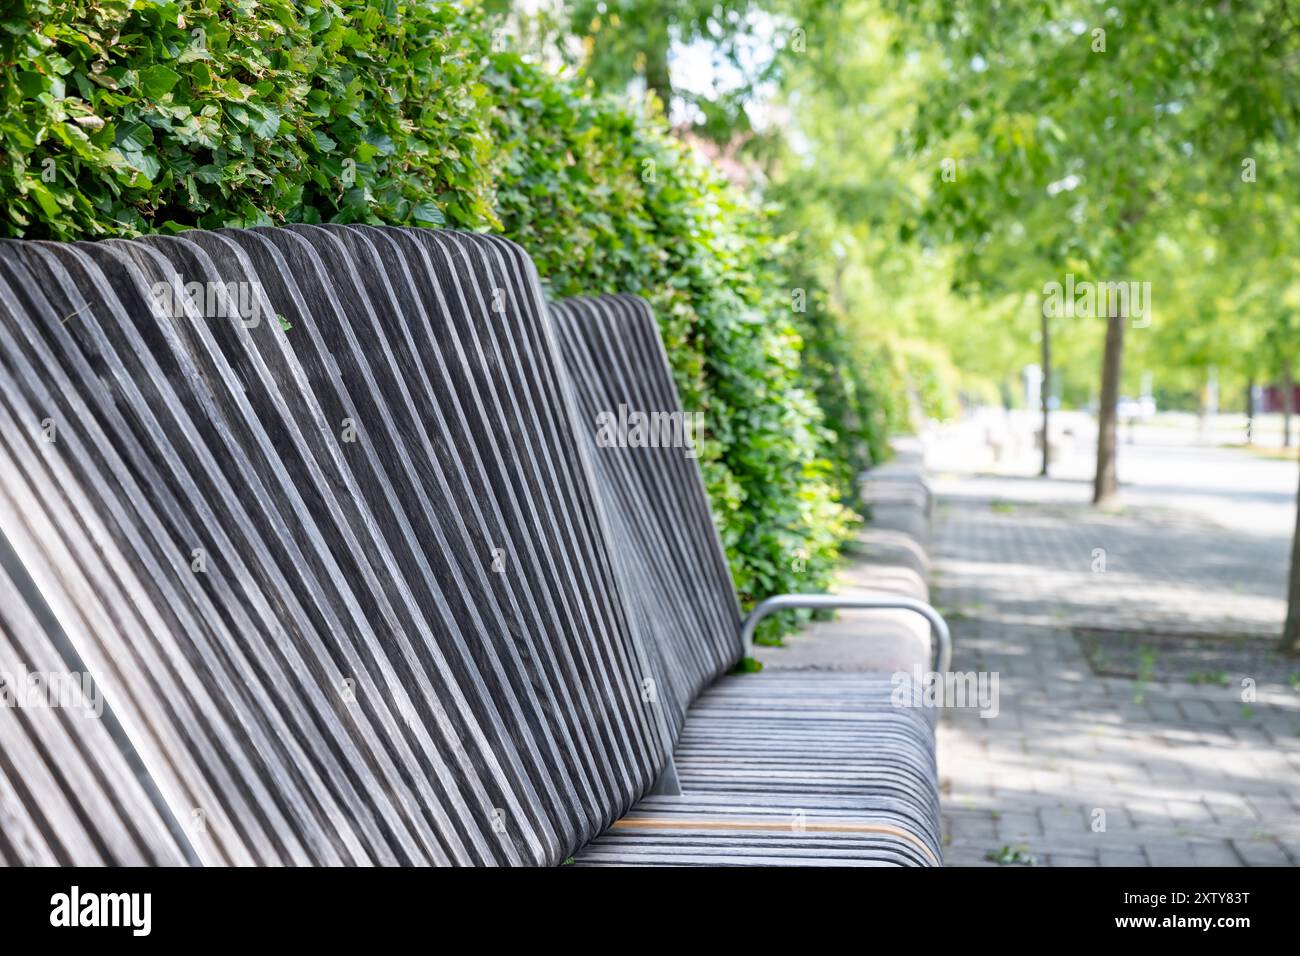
1245, 378, 1255, 445
1281, 464, 1300, 655
1283, 359, 1294, 448
1093, 304, 1125, 505
1040, 311, 1051, 477
644, 24, 672, 111
1197, 380, 1208, 437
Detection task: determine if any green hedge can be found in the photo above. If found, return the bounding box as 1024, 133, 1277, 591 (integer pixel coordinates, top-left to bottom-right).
489, 55, 855, 624
2, 0, 496, 237
777, 243, 904, 507
2, 0, 861, 636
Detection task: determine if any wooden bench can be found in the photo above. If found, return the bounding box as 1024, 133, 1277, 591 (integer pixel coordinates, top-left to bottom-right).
0, 227, 945, 866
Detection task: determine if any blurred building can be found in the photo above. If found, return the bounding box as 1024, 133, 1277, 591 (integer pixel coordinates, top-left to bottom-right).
1261, 383, 1300, 413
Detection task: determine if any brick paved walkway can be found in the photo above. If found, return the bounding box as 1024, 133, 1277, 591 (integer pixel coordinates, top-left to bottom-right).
930, 429, 1300, 866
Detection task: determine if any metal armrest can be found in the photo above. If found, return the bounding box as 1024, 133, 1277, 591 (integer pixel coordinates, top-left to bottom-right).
740, 594, 951, 674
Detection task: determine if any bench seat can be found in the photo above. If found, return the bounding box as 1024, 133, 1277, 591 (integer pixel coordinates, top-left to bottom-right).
573, 794, 936, 866
573, 671, 940, 866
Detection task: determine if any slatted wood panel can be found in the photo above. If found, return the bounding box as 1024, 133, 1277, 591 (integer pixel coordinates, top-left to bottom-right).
0, 227, 666, 865
551, 294, 742, 739
576, 794, 936, 866
0, 527, 190, 865
574, 673, 942, 866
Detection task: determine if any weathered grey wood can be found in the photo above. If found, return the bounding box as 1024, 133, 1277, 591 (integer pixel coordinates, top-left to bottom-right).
573, 793, 935, 866
0, 228, 666, 865
572, 672, 942, 866
551, 295, 742, 740
0, 527, 190, 865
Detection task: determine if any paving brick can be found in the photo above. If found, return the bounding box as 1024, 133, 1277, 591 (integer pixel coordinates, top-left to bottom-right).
1190, 843, 1242, 866
995, 813, 1043, 842
1231, 839, 1291, 866
948, 814, 998, 840
1165, 800, 1214, 823
1278, 840, 1300, 865
1039, 807, 1088, 833
1099, 849, 1147, 866
1203, 793, 1259, 824
1144, 845, 1198, 866
1245, 795, 1296, 823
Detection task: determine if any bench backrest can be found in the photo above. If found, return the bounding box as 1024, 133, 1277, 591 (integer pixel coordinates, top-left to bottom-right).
0, 227, 667, 865
550, 295, 743, 739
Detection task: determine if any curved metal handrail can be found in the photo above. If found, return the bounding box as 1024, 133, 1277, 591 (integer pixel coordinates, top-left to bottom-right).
740, 593, 951, 674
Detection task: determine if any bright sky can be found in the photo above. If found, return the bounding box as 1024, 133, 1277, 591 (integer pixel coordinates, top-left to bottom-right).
668, 12, 782, 130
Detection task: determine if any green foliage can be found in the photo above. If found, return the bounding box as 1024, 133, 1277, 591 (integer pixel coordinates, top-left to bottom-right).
796, 290, 895, 502
889, 0, 1300, 390
1, 0, 497, 239
778, 232, 903, 505
761, 8, 1008, 434
894, 339, 958, 423
984, 845, 1037, 866
489, 53, 856, 621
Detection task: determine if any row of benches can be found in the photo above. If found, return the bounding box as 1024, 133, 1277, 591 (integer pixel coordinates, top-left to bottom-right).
0, 227, 945, 866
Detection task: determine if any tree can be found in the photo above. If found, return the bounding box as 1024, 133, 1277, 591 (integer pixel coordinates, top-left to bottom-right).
1286, 471, 1300, 654
766, 3, 1040, 419
561, 0, 764, 122
892, 0, 1298, 503
1265, 310, 1300, 655
545, 0, 1300, 649
1040, 310, 1051, 476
